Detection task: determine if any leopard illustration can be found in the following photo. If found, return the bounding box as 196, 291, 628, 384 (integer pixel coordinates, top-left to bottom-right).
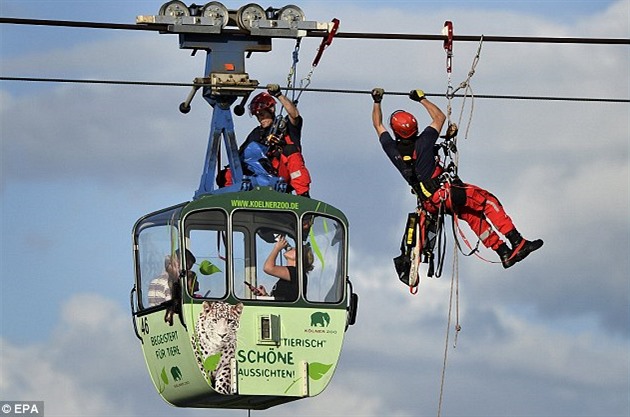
191, 301, 243, 395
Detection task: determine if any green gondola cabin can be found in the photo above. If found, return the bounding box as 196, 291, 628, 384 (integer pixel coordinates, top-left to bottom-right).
130, 2, 356, 410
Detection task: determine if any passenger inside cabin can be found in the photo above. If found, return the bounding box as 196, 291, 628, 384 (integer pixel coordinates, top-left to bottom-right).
252, 235, 314, 301
147, 255, 174, 307
147, 249, 197, 307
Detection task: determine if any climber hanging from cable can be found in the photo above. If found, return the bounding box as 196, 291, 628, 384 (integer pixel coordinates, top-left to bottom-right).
370, 87, 543, 278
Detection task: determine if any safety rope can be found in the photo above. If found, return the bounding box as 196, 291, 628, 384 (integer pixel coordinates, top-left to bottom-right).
453, 250, 461, 347
435, 27, 474, 411
452, 36, 483, 143
440, 22, 490, 262
436, 248, 461, 417
285, 38, 302, 103
433, 202, 448, 278
443, 20, 484, 178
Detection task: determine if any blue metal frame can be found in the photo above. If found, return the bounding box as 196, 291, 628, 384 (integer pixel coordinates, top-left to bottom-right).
186, 35, 285, 199
194, 94, 246, 198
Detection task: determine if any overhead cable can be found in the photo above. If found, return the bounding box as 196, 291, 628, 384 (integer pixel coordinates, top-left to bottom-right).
1, 17, 629, 45
1, 76, 628, 103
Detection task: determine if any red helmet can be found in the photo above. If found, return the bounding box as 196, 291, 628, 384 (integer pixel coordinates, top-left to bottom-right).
249, 92, 276, 116
389, 110, 418, 139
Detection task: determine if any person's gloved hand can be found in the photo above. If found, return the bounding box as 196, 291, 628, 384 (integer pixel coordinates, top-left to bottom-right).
371, 87, 384, 103
409, 89, 426, 102
267, 83, 282, 97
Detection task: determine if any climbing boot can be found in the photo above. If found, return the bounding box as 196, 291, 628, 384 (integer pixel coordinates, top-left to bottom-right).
510, 238, 544, 264
496, 243, 516, 269
505, 230, 544, 265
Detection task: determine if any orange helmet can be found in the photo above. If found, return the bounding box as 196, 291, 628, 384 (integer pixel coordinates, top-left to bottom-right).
249, 92, 276, 116
389, 110, 418, 139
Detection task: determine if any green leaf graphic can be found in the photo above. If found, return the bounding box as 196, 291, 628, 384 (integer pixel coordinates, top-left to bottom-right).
308, 363, 333, 381
199, 260, 222, 275
203, 353, 222, 371
160, 367, 169, 385
154, 367, 167, 393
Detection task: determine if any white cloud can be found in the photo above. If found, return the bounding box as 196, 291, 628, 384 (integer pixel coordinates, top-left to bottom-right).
0, 295, 142, 416
2, 283, 626, 417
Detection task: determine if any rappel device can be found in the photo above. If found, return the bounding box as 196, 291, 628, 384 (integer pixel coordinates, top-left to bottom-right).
265, 115, 288, 146
131, 2, 356, 410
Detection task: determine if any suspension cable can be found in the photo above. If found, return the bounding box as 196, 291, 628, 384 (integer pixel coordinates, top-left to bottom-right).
1, 76, 628, 103
1, 17, 629, 45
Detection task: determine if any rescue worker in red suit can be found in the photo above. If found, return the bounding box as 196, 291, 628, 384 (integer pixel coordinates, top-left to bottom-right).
238, 84, 312, 197
371, 87, 543, 268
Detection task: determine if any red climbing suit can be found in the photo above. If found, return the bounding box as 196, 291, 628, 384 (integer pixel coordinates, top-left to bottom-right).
422, 179, 517, 251
270, 133, 311, 196
219, 116, 311, 196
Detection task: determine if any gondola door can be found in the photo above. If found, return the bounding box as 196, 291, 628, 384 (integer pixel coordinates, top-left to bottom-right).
132, 205, 220, 407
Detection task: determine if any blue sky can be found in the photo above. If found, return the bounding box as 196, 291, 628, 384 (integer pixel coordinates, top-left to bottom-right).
1, 1, 629, 416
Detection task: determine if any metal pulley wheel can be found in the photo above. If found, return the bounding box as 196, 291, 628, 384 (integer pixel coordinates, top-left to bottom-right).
236, 3, 266, 31
201, 2, 229, 28
277, 5, 305, 23
158, 0, 190, 17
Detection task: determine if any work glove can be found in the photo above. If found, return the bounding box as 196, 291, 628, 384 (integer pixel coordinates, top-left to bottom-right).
371, 87, 384, 103
267, 83, 282, 97
409, 89, 426, 102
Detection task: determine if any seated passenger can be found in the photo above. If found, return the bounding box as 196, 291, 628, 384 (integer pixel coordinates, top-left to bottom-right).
147, 255, 173, 307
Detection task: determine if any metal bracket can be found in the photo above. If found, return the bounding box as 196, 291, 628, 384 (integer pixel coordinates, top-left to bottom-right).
249, 20, 334, 38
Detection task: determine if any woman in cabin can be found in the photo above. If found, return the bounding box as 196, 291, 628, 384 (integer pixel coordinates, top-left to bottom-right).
253, 235, 314, 300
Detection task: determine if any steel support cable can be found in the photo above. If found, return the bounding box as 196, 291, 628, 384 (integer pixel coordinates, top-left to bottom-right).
0, 76, 190, 88
1, 76, 628, 103
1, 17, 629, 45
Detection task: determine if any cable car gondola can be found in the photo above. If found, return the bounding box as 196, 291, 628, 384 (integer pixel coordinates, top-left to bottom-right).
130, 2, 356, 410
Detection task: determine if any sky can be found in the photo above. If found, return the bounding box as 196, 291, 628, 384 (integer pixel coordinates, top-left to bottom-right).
1, 0, 629, 416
